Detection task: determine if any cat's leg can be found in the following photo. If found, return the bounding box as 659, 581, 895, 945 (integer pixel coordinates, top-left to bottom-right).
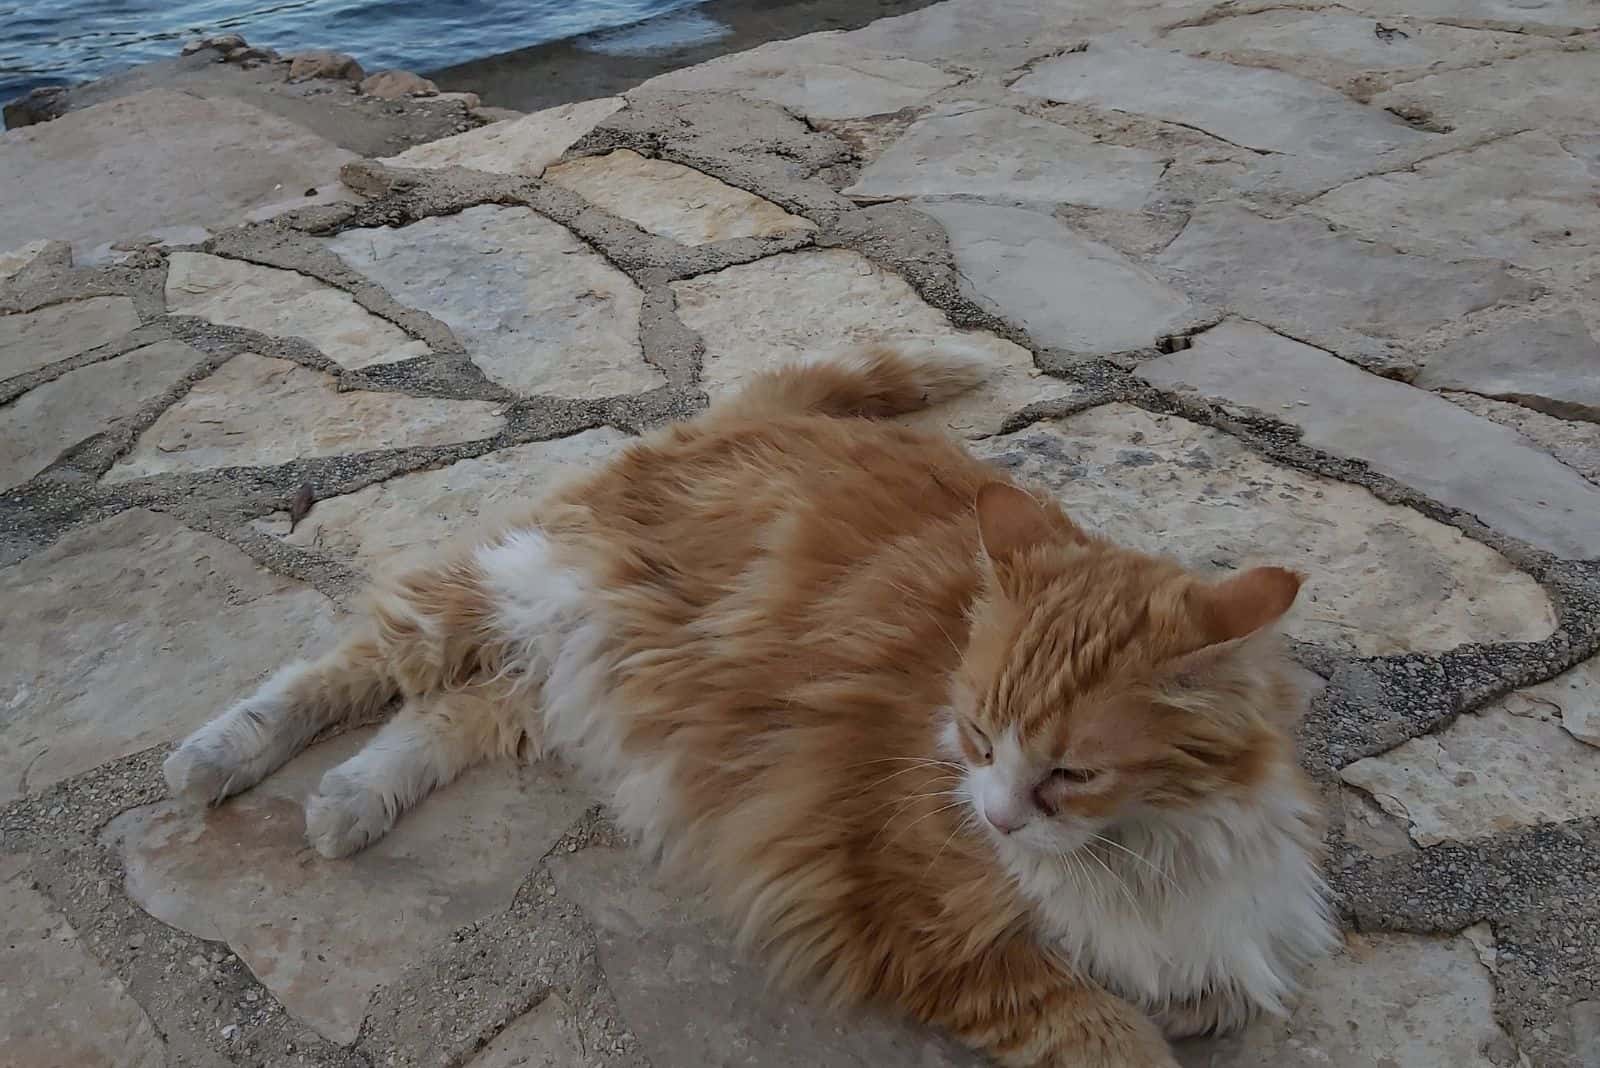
1151, 987, 1257, 1041
303, 684, 522, 858
164, 630, 395, 805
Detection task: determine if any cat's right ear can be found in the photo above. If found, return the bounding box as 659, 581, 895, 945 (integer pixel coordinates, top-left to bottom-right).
976, 483, 1085, 561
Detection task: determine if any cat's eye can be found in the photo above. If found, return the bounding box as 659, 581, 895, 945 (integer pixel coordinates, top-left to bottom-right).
961, 720, 993, 765
1052, 766, 1099, 785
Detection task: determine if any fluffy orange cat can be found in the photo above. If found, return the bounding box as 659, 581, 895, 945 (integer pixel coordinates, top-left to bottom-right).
167, 343, 1335, 1067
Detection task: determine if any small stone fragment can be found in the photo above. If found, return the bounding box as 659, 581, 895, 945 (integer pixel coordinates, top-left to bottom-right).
380, 97, 623, 177
288, 482, 315, 533
359, 70, 439, 99
288, 50, 365, 83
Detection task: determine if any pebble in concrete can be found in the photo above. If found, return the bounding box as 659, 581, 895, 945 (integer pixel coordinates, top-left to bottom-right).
1138, 320, 1600, 559
467, 993, 586, 1068
0, 509, 337, 802
0, 295, 139, 380
544, 149, 816, 245
327, 206, 663, 398
105, 729, 592, 1045
974, 404, 1555, 657
165, 252, 430, 370
381, 97, 624, 176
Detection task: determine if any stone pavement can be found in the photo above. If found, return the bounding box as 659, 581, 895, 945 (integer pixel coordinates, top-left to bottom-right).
2, 1, 1599, 1065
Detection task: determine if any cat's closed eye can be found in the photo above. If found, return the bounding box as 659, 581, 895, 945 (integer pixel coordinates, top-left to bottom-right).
1051, 766, 1099, 785
960, 720, 994, 765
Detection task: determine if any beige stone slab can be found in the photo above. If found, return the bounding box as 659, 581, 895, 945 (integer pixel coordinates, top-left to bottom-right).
0, 508, 337, 801
104, 729, 592, 1045
1444, 392, 1600, 486
0, 295, 139, 381
974, 404, 1555, 657
1374, 50, 1600, 133
0, 855, 164, 1068
164, 252, 431, 370
544, 149, 816, 245
0, 238, 56, 282
381, 97, 624, 176
672, 248, 1078, 439
2, 340, 201, 490
104, 353, 504, 481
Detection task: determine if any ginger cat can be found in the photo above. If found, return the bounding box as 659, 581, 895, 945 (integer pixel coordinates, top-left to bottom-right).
166, 343, 1335, 1067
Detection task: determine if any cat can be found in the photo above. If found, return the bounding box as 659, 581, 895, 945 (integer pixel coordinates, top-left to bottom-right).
164, 341, 1336, 1068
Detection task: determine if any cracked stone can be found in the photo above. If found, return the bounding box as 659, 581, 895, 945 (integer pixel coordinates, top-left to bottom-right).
1500, 658, 1600, 750
1012, 37, 1430, 160
973, 403, 1554, 657
1156, 205, 1540, 375
381, 97, 624, 176
0, 238, 56, 281
917, 202, 1198, 355
0, 296, 139, 380
4, 340, 202, 490
1138, 320, 1600, 558
549, 843, 980, 1066
671, 248, 1079, 438
254, 429, 630, 574
164, 252, 431, 370
103, 353, 504, 481
1374, 50, 1600, 134
544, 149, 816, 245
1344, 0, 1599, 32
104, 729, 592, 1045
468, 993, 585, 1068
1339, 687, 1600, 846
1444, 392, 1600, 485
844, 102, 1167, 211
1179, 930, 1518, 1067
0, 855, 164, 1067
1418, 313, 1600, 423
326, 205, 661, 399
0, 509, 337, 802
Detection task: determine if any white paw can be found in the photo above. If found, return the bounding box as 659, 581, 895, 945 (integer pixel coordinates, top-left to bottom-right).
304, 769, 393, 858
163, 737, 256, 806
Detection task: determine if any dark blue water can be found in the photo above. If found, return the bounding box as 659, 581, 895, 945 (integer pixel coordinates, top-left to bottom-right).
0, 0, 710, 99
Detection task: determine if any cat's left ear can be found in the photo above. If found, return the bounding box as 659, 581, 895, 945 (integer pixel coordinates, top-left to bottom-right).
976, 483, 1087, 560
1190, 567, 1302, 645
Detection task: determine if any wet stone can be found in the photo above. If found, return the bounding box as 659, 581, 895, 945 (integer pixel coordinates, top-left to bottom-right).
164, 252, 430, 370
0, 295, 139, 381
0, 509, 337, 801
381, 97, 624, 176
103, 353, 504, 481
326, 205, 662, 399
973, 403, 1555, 658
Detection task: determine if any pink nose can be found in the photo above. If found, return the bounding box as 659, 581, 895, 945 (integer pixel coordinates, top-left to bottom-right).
984, 806, 1024, 835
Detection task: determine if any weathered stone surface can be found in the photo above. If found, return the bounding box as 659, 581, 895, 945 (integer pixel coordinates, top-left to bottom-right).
1138, 320, 1600, 558
0, 238, 56, 281
255, 429, 630, 574
1499, 658, 1600, 750
974, 403, 1554, 657
287, 50, 364, 82
1374, 51, 1600, 133
468, 994, 585, 1068
0, 855, 164, 1067
1418, 313, 1600, 422
0, 90, 357, 255
165, 252, 430, 370
844, 103, 1166, 211
1156, 205, 1540, 372
359, 70, 438, 99
105, 729, 591, 1045
104, 353, 503, 481
1179, 930, 1518, 1067
549, 844, 980, 1066
1013, 38, 1429, 160
1344, 0, 1598, 32
1340, 693, 1600, 846
1, 340, 201, 490
0, 509, 337, 801
1445, 391, 1600, 485
326, 206, 660, 398
635, 36, 963, 120
381, 97, 624, 176
918, 202, 1197, 355
0, 295, 139, 380
672, 248, 1079, 438
544, 149, 816, 245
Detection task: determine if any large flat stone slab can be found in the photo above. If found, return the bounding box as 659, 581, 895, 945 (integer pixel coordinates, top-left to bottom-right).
381, 97, 624, 176
544, 149, 816, 245
1502, 657, 1600, 750
1180, 929, 1517, 1067
1445, 391, 1600, 486
1138, 320, 1600, 558
104, 353, 504, 481
1, 340, 202, 490
0, 89, 356, 255
0, 509, 337, 801
917, 202, 1197, 355
165, 252, 431, 370
549, 843, 980, 1067
0, 296, 139, 381
326, 206, 662, 399
1012, 38, 1429, 160
1419, 313, 1600, 423
104, 729, 592, 1045
1155, 205, 1540, 371
1344, 0, 1598, 32
0, 855, 164, 1068
974, 403, 1554, 657
1374, 50, 1600, 133
255, 429, 630, 574
844, 102, 1166, 211
0, 238, 56, 281
671, 248, 1078, 438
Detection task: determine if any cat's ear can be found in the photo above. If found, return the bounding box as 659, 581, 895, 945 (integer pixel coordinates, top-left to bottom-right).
976, 483, 1085, 560
1190, 567, 1302, 644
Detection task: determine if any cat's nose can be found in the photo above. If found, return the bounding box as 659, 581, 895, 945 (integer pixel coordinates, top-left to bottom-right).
983, 805, 1025, 835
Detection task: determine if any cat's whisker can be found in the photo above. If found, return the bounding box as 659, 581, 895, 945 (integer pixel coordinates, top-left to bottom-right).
1080, 844, 1144, 918
1089, 833, 1186, 901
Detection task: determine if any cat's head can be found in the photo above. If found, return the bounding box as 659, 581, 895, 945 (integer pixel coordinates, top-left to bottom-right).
944, 482, 1307, 856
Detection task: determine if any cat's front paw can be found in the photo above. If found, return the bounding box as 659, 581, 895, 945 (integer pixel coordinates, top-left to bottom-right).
304, 769, 393, 858
164, 736, 252, 806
